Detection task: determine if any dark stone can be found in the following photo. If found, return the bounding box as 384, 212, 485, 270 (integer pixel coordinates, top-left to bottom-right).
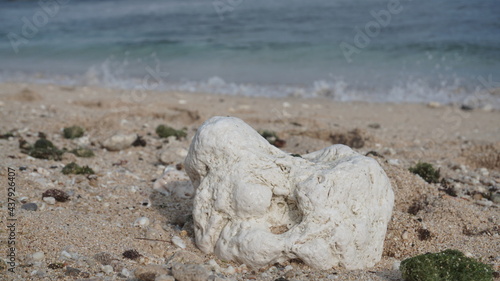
21, 203, 38, 211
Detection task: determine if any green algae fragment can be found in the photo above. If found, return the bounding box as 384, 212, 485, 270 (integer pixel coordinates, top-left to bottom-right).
71, 147, 94, 158
156, 125, 187, 139
400, 249, 493, 281
409, 162, 440, 183
63, 126, 84, 139
62, 162, 94, 175
21, 138, 64, 160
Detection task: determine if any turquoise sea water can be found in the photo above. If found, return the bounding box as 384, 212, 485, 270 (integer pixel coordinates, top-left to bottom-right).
1, 0, 499, 106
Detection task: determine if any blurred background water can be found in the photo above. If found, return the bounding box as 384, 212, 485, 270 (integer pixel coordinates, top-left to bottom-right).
1, 0, 499, 106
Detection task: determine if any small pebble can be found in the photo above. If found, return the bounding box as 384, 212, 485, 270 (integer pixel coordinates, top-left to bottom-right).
172, 263, 210, 281
392, 260, 401, 270
101, 265, 114, 274
102, 133, 137, 151
94, 252, 113, 265
21, 203, 38, 211
121, 268, 132, 278
427, 101, 441, 108
284, 265, 293, 272
32, 252, 45, 261
60, 250, 72, 259
155, 274, 175, 281
224, 265, 236, 275
43, 196, 56, 205
36, 167, 50, 177
135, 265, 170, 281
65, 267, 81, 277
478, 167, 489, 177
491, 193, 500, 204
475, 199, 493, 207
388, 159, 400, 166
172, 236, 186, 249
134, 217, 150, 228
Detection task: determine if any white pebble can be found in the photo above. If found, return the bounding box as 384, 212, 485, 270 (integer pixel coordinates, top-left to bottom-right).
60, 250, 72, 259
207, 259, 220, 272
121, 268, 131, 278
43, 197, 56, 205
284, 265, 293, 272
32, 252, 45, 261
327, 274, 338, 279
388, 159, 400, 166
171, 236, 186, 249
392, 260, 401, 270
36, 167, 50, 177
475, 199, 493, 207
224, 265, 236, 275
156, 274, 175, 281
101, 265, 114, 274
479, 168, 489, 177
134, 217, 150, 228
176, 148, 188, 158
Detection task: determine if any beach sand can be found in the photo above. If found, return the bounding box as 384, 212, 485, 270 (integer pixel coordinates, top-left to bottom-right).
0, 82, 499, 280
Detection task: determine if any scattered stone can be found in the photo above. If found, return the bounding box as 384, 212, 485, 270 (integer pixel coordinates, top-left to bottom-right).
155, 274, 175, 281
153, 166, 194, 198
63, 126, 84, 139
42, 189, 70, 202
171, 236, 186, 249
185, 117, 394, 270
62, 162, 95, 175
36, 167, 51, 177
475, 199, 494, 207
102, 133, 137, 151
392, 260, 401, 271
101, 265, 114, 274
368, 123, 381, 129
168, 251, 204, 265
65, 267, 82, 277
388, 159, 400, 166
409, 162, 440, 184
156, 125, 187, 139
71, 147, 94, 157
134, 265, 169, 281
94, 252, 114, 265
21, 203, 38, 211
427, 101, 441, 108
43, 196, 56, 205
123, 249, 141, 260
478, 167, 489, 177
400, 249, 493, 281
491, 193, 500, 204
134, 217, 150, 228
171, 263, 210, 281
32, 252, 45, 261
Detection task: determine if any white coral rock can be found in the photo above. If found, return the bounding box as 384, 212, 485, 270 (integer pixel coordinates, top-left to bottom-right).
184, 116, 394, 270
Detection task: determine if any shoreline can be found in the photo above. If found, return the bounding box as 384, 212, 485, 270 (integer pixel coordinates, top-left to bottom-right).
0, 82, 499, 280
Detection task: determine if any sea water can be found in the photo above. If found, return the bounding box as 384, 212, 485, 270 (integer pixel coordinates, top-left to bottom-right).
1, 0, 499, 107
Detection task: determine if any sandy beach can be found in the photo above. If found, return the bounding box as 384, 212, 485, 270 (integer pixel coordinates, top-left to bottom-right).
0, 82, 499, 281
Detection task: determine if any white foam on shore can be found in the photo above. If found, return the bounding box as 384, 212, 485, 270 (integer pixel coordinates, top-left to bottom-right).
1, 70, 498, 110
